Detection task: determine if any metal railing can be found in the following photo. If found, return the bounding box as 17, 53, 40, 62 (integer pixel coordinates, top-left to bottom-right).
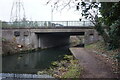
2, 21, 94, 28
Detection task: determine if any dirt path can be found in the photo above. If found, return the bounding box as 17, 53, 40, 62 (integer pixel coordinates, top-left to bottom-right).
70, 48, 117, 78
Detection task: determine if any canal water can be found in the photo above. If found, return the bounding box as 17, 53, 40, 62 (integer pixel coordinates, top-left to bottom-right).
2, 46, 72, 74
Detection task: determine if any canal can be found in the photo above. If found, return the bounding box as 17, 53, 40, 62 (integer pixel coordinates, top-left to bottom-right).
2, 46, 72, 74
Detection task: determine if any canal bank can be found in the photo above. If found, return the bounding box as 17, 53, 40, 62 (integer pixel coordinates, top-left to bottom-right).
1, 73, 54, 79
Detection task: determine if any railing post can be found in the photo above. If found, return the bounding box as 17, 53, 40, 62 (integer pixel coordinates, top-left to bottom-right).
0, 20, 2, 28
66, 21, 68, 26
83, 21, 85, 26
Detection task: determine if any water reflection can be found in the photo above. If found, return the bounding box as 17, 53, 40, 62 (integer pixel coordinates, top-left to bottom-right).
2, 47, 72, 73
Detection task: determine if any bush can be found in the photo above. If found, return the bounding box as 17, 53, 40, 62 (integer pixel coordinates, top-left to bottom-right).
108, 19, 120, 50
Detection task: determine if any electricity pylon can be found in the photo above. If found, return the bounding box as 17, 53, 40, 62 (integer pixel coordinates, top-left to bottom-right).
10, 0, 26, 22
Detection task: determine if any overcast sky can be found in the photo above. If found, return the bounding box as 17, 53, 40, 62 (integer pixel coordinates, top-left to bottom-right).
0, 0, 83, 21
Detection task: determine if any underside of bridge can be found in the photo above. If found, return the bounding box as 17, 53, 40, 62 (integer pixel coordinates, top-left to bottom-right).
35, 32, 85, 48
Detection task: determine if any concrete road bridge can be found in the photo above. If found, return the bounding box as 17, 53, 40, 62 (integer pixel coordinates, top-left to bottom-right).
1, 21, 102, 49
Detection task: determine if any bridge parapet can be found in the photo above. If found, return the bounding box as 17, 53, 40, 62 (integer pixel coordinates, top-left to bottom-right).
2, 21, 94, 28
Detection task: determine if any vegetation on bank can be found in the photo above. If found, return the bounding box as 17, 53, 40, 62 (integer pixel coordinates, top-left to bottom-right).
38, 55, 82, 78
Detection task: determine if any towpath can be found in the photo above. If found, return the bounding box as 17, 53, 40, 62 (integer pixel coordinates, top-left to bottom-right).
70, 48, 118, 78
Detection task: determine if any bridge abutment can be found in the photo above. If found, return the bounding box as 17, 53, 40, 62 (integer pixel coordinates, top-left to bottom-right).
84, 30, 101, 44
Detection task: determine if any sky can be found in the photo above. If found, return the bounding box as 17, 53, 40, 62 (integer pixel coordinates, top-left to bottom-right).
0, 0, 83, 21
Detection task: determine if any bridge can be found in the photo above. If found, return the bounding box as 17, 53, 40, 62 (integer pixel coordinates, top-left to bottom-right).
1, 21, 101, 49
